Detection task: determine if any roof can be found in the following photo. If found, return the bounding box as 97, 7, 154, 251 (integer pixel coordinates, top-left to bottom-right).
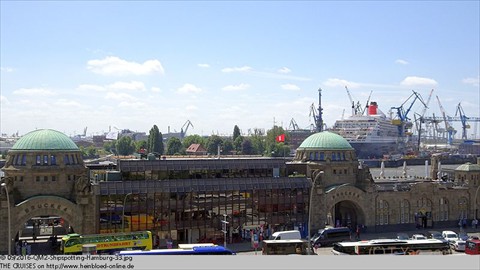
297, 131, 353, 150
186, 144, 206, 153
11, 129, 79, 151
455, 162, 480, 172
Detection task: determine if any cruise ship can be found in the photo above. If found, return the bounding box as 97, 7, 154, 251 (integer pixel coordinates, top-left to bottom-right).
329, 102, 405, 159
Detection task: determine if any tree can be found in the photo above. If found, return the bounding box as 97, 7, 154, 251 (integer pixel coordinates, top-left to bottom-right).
148, 125, 164, 154
135, 140, 147, 152
233, 136, 244, 153
103, 140, 117, 155
250, 134, 265, 155
116, 136, 135, 156
266, 126, 288, 156
241, 138, 254, 155
182, 134, 206, 149
166, 137, 184, 155
206, 135, 223, 155
233, 125, 241, 141
222, 139, 234, 155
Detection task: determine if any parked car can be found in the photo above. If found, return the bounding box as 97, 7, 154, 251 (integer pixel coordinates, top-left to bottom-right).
411, 234, 427, 240
396, 233, 409, 240
450, 238, 466, 251
426, 231, 445, 240
442, 230, 458, 243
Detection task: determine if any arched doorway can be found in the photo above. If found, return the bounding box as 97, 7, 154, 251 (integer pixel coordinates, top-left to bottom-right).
333, 200, 365, 229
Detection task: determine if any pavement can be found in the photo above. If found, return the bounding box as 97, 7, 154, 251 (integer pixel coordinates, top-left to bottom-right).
227, 226, 480, 253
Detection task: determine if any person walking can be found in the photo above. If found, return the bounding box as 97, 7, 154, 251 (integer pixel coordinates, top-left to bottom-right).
355, 225, 361, 240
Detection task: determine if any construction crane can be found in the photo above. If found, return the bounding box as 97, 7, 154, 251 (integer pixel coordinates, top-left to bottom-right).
436, 95, 456, 145
180, 120, 194, 138
390, 90, 426, 137
361, 91, 373, 116
414, 89, 434, 150
344, 86, 362, 116
289, 118, 300, 130
455, 103, 470, 140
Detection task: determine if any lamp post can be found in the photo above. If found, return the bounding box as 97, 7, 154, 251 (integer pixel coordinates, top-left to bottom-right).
221, 214, 229, 248
122, 193, 132, 232
307, 171, 323, 255
1, 182, 12, 255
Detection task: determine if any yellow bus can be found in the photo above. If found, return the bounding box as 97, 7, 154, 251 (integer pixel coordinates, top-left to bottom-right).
60, 231, 153, 254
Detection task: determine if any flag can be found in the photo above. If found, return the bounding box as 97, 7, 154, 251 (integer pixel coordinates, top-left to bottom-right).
275, 134, 285, 143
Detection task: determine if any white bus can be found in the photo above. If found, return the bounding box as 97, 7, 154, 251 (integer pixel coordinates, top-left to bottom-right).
262, 239, 314, 255
332, 238, 451, 255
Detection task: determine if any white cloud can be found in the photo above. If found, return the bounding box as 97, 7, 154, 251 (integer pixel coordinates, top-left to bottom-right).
222, 83, 250, 91
323, 78, 361, 89
87, 56, 165, 76
0, 95, 9, 105
186, 105, 198, 111
105, 92, 137, 101
107, 81, 146, 91
118, 101, 147, 108
151, 87, 161, 93
13, 88, 56, 96
177, 83, 202, 94
221, 66, 252, 73
1, 67, 14, 72
400, 76, 438, 86
77, 84, 106, 92
281, 84, 300, 91
277, 67, 291, 74
54, 99, 82, 107
198, 64, 210, 68
462, 76, 479, 87
395, 59, 409, 65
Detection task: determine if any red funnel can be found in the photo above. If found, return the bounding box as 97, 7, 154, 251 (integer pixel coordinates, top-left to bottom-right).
368, 102, 378, 115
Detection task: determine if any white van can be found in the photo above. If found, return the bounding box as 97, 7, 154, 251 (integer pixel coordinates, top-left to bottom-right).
270, 230, 302, 240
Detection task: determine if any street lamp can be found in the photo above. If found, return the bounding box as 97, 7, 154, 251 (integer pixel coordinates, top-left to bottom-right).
1, 182, 12, 255
122, 193, 132, 232
307, 171, 323, 255
221, 214, 229, 248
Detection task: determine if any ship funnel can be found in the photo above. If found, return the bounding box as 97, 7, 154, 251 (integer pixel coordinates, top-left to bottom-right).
368, 102, 378, 115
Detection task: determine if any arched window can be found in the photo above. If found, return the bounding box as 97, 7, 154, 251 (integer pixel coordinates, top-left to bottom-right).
309, 152, 314, 160
458, 197, 468, 219
400, 200, 409, 224
439, 198, 449, 221
376, 200, 389, 225
319, 152, 325, 160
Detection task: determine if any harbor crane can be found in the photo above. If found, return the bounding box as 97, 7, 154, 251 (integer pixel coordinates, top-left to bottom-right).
289, 118, 300, 130
455, 103, 469, 140
344, 86, 363, 116
180, 120, 194, 138
309, 88, 324, 132
436, 95, 456, 145
413, 89, 434, 150
390, 90, 426, 137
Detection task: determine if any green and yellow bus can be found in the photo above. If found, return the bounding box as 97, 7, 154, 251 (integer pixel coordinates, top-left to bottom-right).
60, 231, 153, 254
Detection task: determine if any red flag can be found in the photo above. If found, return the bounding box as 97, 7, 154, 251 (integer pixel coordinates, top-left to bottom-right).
275, 134, 285, 143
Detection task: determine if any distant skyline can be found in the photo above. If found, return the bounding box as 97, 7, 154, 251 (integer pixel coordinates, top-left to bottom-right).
1, 1, 479, 138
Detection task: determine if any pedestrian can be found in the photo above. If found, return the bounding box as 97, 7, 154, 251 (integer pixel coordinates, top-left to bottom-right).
355, 225, 361, 240
21, 242, 27, 256
26, 243, 31, 255
32, 231, 37, 243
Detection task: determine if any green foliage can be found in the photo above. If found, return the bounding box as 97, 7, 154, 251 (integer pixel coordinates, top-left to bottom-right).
233, 136, 243, 153
103, 140, 117, 155
182, 134, 206, 149
233, 125, 241, 141
135, 140, 147, 152
116, 136, 135, 156
148, 125, 164, 154
222, 139, 234, 154
266, 126, 288, 156
241, 138, 254, 155
206, 135, 223, 155
166, 137, 184, 155
249, 134, 265, 155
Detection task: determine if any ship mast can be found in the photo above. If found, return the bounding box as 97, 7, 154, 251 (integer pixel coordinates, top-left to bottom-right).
317, 88, 324, 132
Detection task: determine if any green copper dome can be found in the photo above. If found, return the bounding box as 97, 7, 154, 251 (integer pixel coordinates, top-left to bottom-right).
11, 129, 79, 151
298, 131, 353, 150
455, 162, 480, 172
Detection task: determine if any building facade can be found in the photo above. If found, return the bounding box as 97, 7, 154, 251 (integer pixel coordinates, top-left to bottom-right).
1, 129, 479, 253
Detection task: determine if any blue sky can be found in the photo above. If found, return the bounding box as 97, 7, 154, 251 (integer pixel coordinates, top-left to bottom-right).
1, 1, 479, 138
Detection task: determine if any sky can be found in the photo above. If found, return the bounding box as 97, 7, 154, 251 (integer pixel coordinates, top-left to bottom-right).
1, 1, 479, 139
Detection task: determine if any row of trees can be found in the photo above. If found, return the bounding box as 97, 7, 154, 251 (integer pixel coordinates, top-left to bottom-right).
103, 124, 291, 157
